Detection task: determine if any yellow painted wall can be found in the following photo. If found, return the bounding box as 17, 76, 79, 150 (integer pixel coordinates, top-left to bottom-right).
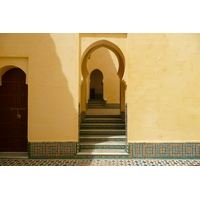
87, 47, 120, 103
0, 33, 79, 142
1, 33, 200, 143
127, 33, 200, 142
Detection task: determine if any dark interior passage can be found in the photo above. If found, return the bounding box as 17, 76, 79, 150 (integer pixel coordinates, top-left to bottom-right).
90, 69, 103, 100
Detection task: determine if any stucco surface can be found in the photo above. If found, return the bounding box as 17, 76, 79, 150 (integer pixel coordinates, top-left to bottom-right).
1, 33, 200, 143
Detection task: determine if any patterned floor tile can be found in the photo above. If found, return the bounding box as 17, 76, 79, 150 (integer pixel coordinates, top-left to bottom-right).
1, 159, 200, 166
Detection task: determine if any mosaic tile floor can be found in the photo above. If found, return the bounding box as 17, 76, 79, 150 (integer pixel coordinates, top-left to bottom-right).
0, 159, 200, 166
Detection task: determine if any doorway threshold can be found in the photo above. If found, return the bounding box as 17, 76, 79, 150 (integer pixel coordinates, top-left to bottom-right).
0, 152, 28, 159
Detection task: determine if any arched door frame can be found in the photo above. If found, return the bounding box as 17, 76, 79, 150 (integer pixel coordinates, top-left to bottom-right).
80, 40, 127, 117
0, 67, 28, 152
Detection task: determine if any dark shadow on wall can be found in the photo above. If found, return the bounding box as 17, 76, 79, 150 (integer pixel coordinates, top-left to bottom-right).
26, 34, 77, 140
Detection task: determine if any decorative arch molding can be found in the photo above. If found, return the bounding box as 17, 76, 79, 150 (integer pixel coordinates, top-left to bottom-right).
81, 40, 125, 80
0, 57, 28, 85
80, 40, 127, 113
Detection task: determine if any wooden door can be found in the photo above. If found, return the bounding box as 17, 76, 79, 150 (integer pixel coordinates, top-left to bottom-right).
0, 68, 28, 152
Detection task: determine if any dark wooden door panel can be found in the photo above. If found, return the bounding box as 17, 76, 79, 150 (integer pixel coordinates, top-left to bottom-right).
0, 68, 28, 152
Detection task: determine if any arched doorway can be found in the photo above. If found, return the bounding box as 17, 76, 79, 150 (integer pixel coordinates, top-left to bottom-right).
0, 68, 28, 152
78, 40, 128, 156
80, 40, 126, 115
89, 69, 103, 100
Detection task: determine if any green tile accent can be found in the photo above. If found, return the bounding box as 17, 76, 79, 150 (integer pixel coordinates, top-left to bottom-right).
28, 142, 200, 159
29, 142, 76, 158
155, 143, 170, 158
131, 143, 200, 159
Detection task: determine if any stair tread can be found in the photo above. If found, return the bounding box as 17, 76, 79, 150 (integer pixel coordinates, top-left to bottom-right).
86, 116, 121, 118
79, 106, 127, 155
80, 135, 126, 138
85, 117, 122, 121
80, 129, 125, 131
77, 149, 129, 155
81, 123, 124, 125
0, 152, 28, 158
80, 141, 126, 145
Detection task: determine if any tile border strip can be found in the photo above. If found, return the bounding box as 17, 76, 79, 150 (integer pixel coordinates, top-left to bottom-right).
131, 143, 200, 159
28, 142, 200, 159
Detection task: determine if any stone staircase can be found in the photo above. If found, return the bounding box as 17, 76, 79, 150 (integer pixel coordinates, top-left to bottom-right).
87, 99, 105, 109
77, 101, 128, 156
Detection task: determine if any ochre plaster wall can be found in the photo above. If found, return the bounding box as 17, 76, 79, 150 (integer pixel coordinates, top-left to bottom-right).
1, 33, 200, 144
127, 33, 200, 142
0, 33, 79, 142
87, 47, 120, 103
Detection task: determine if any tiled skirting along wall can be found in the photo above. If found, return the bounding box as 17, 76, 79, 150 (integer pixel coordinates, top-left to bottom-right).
28, 142, 200, 159
131, 143, 200, 159
28, 142, 77, 158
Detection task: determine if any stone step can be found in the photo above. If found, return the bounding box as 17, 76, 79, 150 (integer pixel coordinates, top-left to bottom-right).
0, 152, 28, 158
77, 149, 129, 155
80, 129, 126, 135
88, 101, 104, 103
80, 135, 126, 138
87, 104, 105, 108
87, 106, 105, 109
85, 115, 121, 118
80, 135, 126, 142
80, 123, 125, 129
83, 118, 123, 123
79, 105, 127, 155
80, 141, 126, 149
80, 141, 126, 145
88, 102, 105, 105
88, 104, 104, 105
88, 100, 105, 103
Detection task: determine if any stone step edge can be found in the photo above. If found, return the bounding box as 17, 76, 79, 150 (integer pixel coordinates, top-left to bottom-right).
80, 135, 126, 138
80, 142, 126, 145
0, 152, 28, 159
80, 128, 125, 132
85, 115, 121, 118
80, 133, 126, 136
76, 152, 129, 156
84, 118, 122, 120
81, 123, 125, 125
83, 122, 123, 123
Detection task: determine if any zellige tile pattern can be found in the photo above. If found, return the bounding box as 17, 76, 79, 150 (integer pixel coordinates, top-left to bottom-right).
0, 159, 200, 166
